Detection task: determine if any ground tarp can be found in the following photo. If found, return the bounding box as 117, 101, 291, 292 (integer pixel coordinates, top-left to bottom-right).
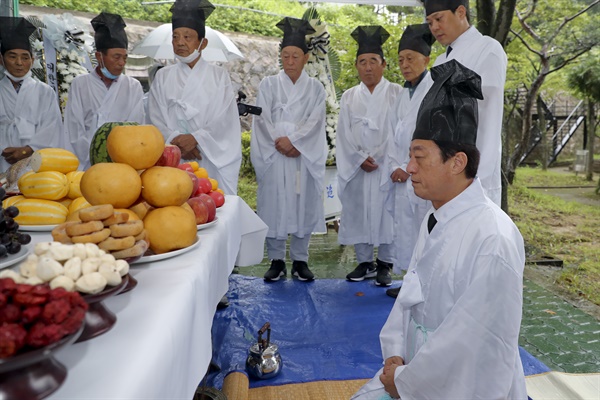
208, 275, 550, 391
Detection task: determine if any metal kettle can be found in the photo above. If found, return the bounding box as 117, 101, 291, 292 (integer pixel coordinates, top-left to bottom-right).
246, 322, 282, 380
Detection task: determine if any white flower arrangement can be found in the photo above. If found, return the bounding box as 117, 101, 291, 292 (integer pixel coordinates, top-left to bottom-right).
42, 14, 93, 112
305, 19, 339, 163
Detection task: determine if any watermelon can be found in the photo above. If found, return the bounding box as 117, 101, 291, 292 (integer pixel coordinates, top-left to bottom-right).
89, 122, 139, 165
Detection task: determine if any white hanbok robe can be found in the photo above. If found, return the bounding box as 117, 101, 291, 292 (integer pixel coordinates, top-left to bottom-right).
0, 76, 63, 173
251, 71, 326, 239
387, 72, 433, 271
352, 178, 527, 400
336, 78, 401, 246
63, 70, 145, 170
148, 58, 241, 195
433, 26, 507, 206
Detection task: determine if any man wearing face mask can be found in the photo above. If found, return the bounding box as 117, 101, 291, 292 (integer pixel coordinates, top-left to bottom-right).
0, 17, 63, 173
63, 12, 145, 170
148, 0, 241, 195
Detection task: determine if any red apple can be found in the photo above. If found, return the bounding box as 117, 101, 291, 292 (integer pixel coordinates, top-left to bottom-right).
198, 193, 216, 222
187, 196, 209, 224
155, 144, 181, 167
186, 171, 200, 198
208, 191, 225, 208
195, 178, 213, 196
177, 163, 194, 173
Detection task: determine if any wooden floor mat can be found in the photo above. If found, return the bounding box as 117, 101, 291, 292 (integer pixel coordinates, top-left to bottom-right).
222, 372, 369, 400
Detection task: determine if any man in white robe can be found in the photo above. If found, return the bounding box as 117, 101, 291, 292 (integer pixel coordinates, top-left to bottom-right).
148, 0, 241, 195
386, 24, 435, 298
251, 17, 326, 282
427, 0, 507, 206
337, 26, 402, 287
0, 17, 63, 173
63, 12, 145, 170
352, 60, 526, 400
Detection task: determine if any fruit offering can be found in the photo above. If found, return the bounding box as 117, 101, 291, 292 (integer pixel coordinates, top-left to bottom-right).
0, 278, 88, 358
0, 186, 32, 258
0, 241, 130, 294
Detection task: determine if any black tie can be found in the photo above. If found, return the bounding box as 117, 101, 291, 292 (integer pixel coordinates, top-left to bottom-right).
427, 213, 437, 234
446, 46, 453, 57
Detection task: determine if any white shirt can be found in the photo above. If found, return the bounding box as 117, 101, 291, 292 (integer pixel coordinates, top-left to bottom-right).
336, 77, 402, 246
387, 71, 433, 270
352, 178, 527, 400
0, 76, 64, 173
434, 26, 507, 206
149, 58, 241, 195
63, 70, 145, 170
251, 70, 327, 239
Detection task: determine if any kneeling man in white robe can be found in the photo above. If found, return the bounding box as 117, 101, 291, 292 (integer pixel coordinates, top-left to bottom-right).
64, 12, 145, 170
337, 26, 401, 287
149, 0, 241, 195
352, 60, 527, 400
251, 17, 326, 282
0, 17, 63, 173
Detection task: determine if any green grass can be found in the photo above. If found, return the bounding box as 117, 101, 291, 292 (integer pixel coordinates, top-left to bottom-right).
509, 167, 600, 305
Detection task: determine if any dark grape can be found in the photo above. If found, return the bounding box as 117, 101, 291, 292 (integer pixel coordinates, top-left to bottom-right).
4, 206, 18, 218
18, 234, 31, 245
0, 245, 6, 258
6, 242, 20, 255
0, 233, 9, 244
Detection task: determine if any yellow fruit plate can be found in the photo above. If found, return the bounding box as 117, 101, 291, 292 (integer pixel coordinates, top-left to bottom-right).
130, 235, 200, 265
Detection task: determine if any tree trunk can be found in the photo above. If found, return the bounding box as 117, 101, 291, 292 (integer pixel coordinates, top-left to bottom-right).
537, 95, 548, 170
586, 100, 596, 181
492, 0, 517, 45
476, 0, 496, 36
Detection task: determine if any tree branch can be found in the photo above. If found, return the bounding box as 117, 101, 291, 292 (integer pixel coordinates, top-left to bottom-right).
515, 7, 542, 43
510, 28, 543, 57
545, 46, 594, 75
549, 0, 600, 43
520, 0, 538, 21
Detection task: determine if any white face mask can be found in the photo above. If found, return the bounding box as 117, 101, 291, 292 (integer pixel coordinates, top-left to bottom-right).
4, 69, 32, 83
175, 39, 205, 64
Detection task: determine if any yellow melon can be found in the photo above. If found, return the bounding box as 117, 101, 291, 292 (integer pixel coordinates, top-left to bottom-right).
80, 163, 142, 208
143, 206, 196, 254
140, 166, 193, 207
107, 125, 165, 170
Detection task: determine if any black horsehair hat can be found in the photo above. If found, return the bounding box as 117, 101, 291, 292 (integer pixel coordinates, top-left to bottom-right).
0, 17, 36, 55
171, 0, 215, 39
91, 12, 128, 50
398, 23, 435, 56
276, 17, 315, 54
351, 25, 389, 60
424, 0, 469, 16
412, 60, 483, 146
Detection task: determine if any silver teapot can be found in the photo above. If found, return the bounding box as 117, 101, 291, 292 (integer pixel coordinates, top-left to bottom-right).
246, 322, 282, 380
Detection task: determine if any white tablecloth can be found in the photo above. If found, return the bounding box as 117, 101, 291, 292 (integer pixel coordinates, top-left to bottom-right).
35, 196, 266, 399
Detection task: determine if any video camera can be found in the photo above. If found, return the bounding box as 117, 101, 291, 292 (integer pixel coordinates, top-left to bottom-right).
237, 91, 262, 117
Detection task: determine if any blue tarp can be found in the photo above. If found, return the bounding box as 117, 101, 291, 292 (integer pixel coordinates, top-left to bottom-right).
207, 275, 550, 390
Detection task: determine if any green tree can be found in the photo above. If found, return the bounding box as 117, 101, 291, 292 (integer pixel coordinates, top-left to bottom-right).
505, 0, 600, 186
567, 50, 600, 184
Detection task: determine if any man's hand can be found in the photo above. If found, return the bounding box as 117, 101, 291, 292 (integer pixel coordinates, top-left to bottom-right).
380, 356, 404, 399
285, 147, 301, 158
391, 168, 409, 183
171, 134, 201, 160
2, 146, 33, 165
275, 137, 294, 154
360, 156, 378, 172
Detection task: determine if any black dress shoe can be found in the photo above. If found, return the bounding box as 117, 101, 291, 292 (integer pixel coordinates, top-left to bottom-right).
386, 286, 401, 298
